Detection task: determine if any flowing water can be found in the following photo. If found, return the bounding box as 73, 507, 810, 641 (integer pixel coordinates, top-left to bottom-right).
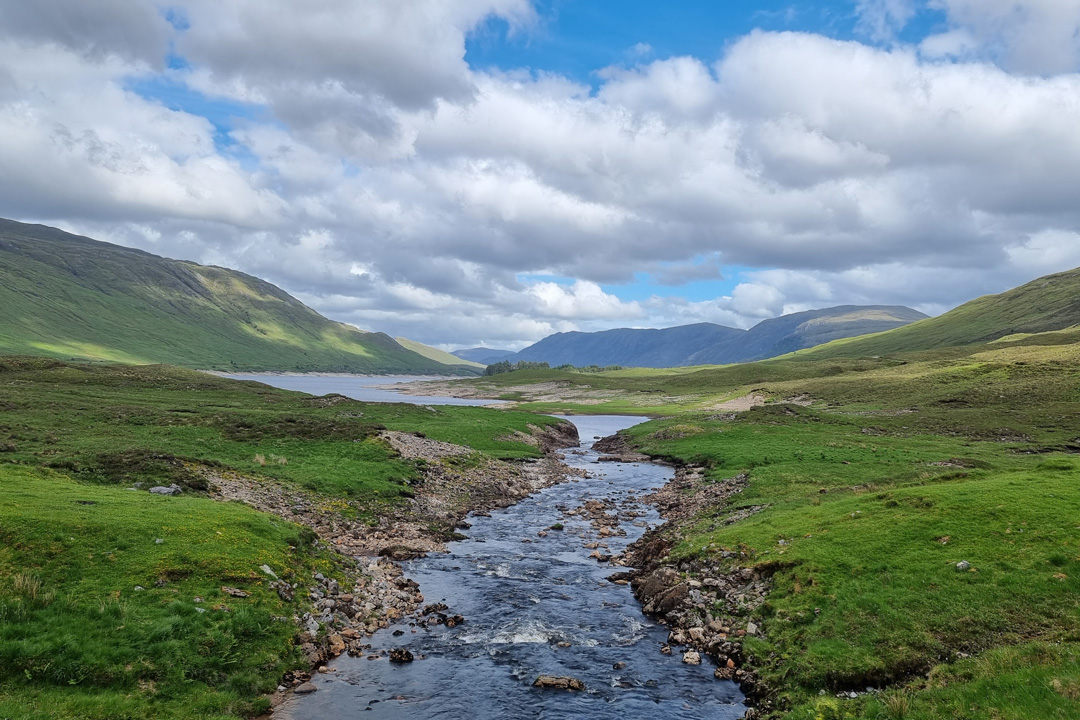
282, 415, 746, 719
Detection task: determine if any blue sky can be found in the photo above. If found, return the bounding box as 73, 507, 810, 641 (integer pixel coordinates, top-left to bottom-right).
465, 0, 948, 82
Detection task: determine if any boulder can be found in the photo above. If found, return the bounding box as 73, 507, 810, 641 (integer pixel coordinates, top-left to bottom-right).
149, 484, 182, 496
294, 682, 317, 694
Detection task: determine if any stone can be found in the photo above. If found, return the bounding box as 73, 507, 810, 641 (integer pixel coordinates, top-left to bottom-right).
294, 682, 317, 694
956, 560, 971, 572
221, 586, 250, 598
612, 661, 627, 670
149, 484, 182, 496
714, 667, 735, 681
682, 651, 701, 665
689, 627, 705, 642
746, 622, 759, 636
154, 538, 164, 544
327, 633, 346, 656
389, 648, 414, 663
271, 580, 294, 602
533, 675, 585, 691
260, 564, 279, 580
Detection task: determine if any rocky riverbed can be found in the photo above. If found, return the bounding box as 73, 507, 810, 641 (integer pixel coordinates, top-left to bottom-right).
201, 421, 580, 705
600, 432, 775, 717
277, 415, 746, 720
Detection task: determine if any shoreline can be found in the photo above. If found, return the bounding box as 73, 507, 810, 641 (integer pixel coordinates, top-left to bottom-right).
597, 433, 771, 717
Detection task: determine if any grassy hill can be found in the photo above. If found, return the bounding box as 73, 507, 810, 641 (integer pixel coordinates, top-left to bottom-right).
395, 337, 484, 372
0, 219, 471, 374
806, 267, 1080, 359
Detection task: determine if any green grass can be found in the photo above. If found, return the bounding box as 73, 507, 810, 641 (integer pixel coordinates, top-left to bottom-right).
0, 218, 472, 374
0, 357, 564, 508
0, 356, 570, 717
0, 465, 333, 719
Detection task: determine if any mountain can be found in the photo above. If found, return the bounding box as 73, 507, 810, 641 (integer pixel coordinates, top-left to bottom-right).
395, 338, 484, 372
451, 347, 517, 365
505, 306, 927, 368
805, 268, 1080, 358
687, 305, 929, 364
512, 323, 746, 368
0, 218, 473, 374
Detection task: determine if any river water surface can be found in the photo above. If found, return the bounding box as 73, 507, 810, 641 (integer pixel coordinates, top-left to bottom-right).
281, 414, 746, 720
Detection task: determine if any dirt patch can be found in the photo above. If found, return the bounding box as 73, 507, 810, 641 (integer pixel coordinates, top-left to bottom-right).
703, 394, 766, 412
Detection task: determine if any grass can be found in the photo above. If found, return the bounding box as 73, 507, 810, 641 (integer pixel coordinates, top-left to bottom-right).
0, 218, 473, 374
0, 464, 331, 719
0, 357, 564, 509
0, 356, 569, 717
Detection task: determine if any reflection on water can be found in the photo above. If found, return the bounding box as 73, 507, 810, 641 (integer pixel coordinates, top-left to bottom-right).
220, 374, 504, 407
281, 415, 746, 720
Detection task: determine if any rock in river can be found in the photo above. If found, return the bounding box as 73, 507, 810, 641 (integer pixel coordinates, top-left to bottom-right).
389, 648, 414, 663
533, 675, 585, 691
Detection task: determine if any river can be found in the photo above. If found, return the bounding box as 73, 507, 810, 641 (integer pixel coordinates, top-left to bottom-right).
224, 376, 745, 717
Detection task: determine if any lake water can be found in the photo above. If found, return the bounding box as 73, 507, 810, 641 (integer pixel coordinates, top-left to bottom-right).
280, 415, 746, 720
220, 374, 504, 407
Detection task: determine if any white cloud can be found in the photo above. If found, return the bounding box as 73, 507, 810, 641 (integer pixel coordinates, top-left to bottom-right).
927, 0, 1080, 74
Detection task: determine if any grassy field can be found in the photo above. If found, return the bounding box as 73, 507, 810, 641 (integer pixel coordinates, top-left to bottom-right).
594, 333, 1080, 718
0, 357, 565, 718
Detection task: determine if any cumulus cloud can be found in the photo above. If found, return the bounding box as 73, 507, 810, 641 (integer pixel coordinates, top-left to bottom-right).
926, 0, 1080, 74
3, 1, 1080, 351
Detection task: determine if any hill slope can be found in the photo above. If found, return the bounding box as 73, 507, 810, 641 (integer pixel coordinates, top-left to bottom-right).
806, 268, 1080, 358
0, 218, 470, 374
506, 306, 926, 368
395, 337, 484, 373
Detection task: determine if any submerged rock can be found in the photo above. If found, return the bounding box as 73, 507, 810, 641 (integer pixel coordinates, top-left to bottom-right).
389, 648, 414, 663
533, 675, 585, 691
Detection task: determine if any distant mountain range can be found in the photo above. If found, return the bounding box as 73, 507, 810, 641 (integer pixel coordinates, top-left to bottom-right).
0, 218, 477, 375
450, 347, 518, 365
483, 305, 927, 369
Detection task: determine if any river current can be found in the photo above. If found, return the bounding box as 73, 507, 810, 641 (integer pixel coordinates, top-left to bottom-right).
281, 414, 746, 720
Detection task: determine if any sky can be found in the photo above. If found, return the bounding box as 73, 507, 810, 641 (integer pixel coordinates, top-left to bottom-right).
3, 1, 1080, 351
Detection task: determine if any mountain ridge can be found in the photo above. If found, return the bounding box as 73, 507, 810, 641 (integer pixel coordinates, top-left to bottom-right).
503, 305, 927, 368
0, 218, 473, 374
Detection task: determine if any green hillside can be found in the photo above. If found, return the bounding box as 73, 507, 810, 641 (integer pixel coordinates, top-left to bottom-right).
395, 337, 484, 372
0, 219, 470, 374
806, 267, 1080, 358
